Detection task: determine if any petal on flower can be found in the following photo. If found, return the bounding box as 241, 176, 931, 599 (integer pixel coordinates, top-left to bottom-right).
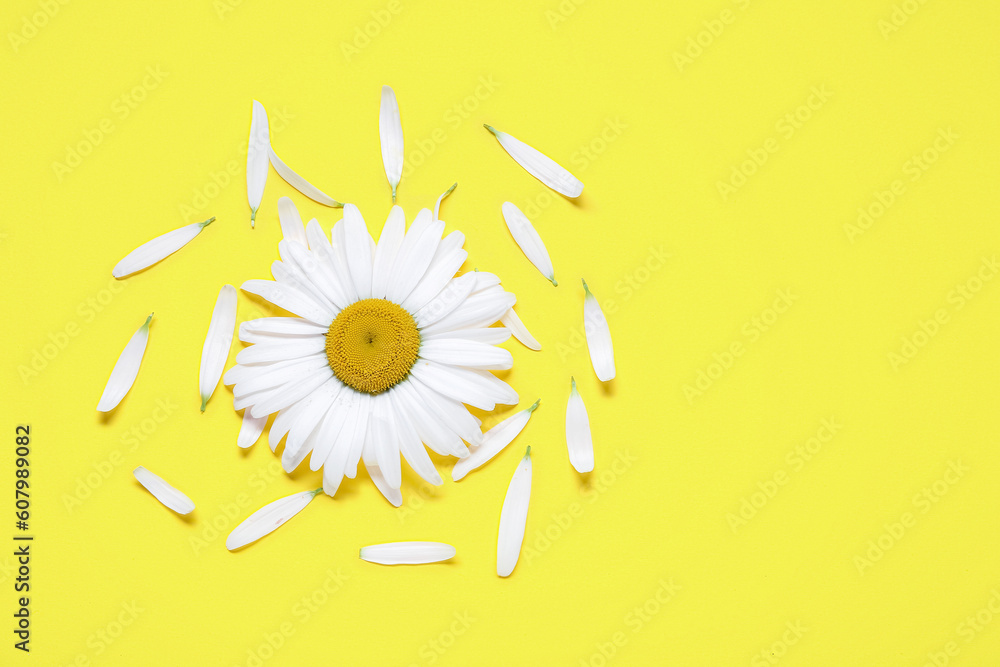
453, 400, 538, 481
371, 206, 406, 298
133, 466, 195, 515
379, 85, 404, 201
366, 461, 402, 507
237, 409, 267, 449
501, 308, 541, 350
278, 197, 308, 247
484, 124, 584, 198
421, 288, 515, 335
388, 390, 443, 485
240, 279, 335, 325
433, 182, 457, 220
112, 218, 214, 278
97, 314, 153, 412
226, 489, 321, 551
268, 146, 342, 207
419, 338, 513, 371
342, 204, 374, 299
565, 378, 594, 473
199, 285, 237, 411
240, 317, 327, 338
369, 394, 402, 490
386, 210, 444, 304
501, 202, 557, 286
422, 326, 511, 346
582, 280, 616, 381
406, 376, 484, 446
410, 361, 514, 412
360, 542, 456, 565
393, 380, 470, 459
235, 337, 326, 364
247, 100, 270, 227
401, 233, 468, 314
497, 447, 532, 577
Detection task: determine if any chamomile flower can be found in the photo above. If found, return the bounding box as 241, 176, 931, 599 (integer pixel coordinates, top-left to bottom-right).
225, 205, 519, 501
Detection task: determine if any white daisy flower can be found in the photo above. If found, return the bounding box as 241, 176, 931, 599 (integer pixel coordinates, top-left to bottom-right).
225, 206, 519, 499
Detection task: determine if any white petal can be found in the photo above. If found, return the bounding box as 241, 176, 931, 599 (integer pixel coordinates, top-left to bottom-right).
237, 409, 267, 449
388, 390, 443, 485
232, 357, 327, 398
405, 376, 484, 446
342, 204, 374, 299
386, 211, 444, 304
365, 460, 402, 507
414, 273, 477, 329
433, 183, 457, 220
269, 146, 342, 207
199, 285, 237, 411
422, 326, 511, 346
278, 197, 308, 247
410, 361, 516, 411
452, 401, 538, 481
379, 85, 404, 201
97, 314, 152, 412
305, 219, 352, 308
330, 220, 360, 303
419, 339, 513, 371
241, 279, 334, 325
497, 448, 532, 577
226, 489, 321, 550
249, 366, 332, 418
485, 125, 584, 198
235, 337, 325, 364
241, 317, 327, 338
565, 378, 594, 473
420, 288, 515, 335
112, 218, 214, 278
370, 394, 402, 489
501, 202, 557, 286
133, 466, 195, 515
393, 380, 470, 459
360, 542, 455, 565
280, 379, 340, 472
247, 100, 270, 227
401, 235, 468, 313
583, 280, 616, 381
371, 206, 406, 298
501, 308, 541, 351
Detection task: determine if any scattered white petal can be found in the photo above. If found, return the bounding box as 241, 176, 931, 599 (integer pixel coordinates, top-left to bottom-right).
500, 308, 541, 351
247, 100, 270, 227
269, 146, 342, 207
434, 182, 457, 220
112, 218, 214, 278
497, 447, 532, 577
565, 378, 594, 473
583, 280, 616, 381
277, 197, 308, 247
97, 314, 153, 412
379, 85, 404, 201
360, 542, 456, 565
199, 285, 237, 411
453, 400, 538, 481
238, 409, 267, 449
484, 124, 583, 198
501, 201, 557, 286
133, 466, 195, 515
226, 489, 321, 551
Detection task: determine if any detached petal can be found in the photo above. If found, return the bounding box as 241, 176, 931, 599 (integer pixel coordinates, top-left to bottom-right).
583, 280, 615, 381
277, 197, 308, 247
379, 85, 404, 201
501, 202, 557, 286
97, 314, 153, 412
501, 308, 541, 351
237, 409, 267, 449
247, 100, 270, 226
226, 489, 321, 551
360, 542, 456, 565
453, 400, 538, 481
199, 285, 237, 411
268, 146, 342, 207
133, 466, 195, 515
112, 218, 214, 278
565, 378, 594, 473
484, 124, 583, 198
497, 447, 532, 577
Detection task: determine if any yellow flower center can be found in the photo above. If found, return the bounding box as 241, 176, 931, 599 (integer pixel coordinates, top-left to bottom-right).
325, 298, 420, 394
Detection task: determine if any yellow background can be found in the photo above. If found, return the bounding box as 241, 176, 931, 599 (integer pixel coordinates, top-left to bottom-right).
2, 0, 1000, 664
